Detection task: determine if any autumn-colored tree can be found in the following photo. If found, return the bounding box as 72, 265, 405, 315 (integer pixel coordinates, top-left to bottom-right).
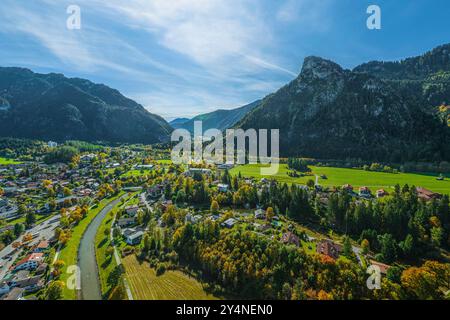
45, 281, 65, 300
210, 200, 219, 214
401, 261, 450, 299
317, 290, 333, 300
53, 260, 65, 277
361, 239, 370, 255
22, 233, 33, 243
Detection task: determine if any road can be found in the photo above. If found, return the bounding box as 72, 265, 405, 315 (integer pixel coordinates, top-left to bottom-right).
78, 196, 125, 300
0, 215, 60, 281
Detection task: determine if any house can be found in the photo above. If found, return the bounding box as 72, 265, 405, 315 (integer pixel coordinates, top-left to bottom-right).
209, 214, 220, 222
359, 187, 372, 198
33, 240, 49, 253
47, 141, 56, 148
316, 239, 342, 260
10, 275, 44, 293
185, 214, 202, 224
14, 253, 44, 271
281, 232, 300, 247
0, 282, 10, 297
147, 185, 163, 198
222, 218, 237, 229
126, 231, 144, 245
369, 260, 391, 275
121, 228, 136, 237
416, 187, 441, 202
254, 209, 266, 220
342, 184, 353, 192
186, 168, 212, 176
117, 217, 136, 228
125, 205, 140, 217
217, 164, 234, 170
135, 164, 154, 171
35, 263, 48, 275
2, 287, 24, 300
217, 184, 229, 193
254, 223, 271, 232
376, 189, 388, 198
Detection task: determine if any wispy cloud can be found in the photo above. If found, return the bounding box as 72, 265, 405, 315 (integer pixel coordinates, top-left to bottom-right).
0, 0, 333, 118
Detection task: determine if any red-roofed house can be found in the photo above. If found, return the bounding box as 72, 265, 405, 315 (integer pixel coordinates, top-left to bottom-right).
376, 189, 388, 198
416, 187, 441, 202
317, 239, 342, 260
369, 260, 391, 275
281, 232, 300, 247
13, 253, 43, 271
33, 240, 49, 253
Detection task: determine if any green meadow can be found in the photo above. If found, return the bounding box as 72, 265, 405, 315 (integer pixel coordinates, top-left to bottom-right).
230, 164, 450, 195
0, 157, 22, 165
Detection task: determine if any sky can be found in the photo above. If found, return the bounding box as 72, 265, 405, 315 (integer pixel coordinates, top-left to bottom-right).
0, 0, 449, 120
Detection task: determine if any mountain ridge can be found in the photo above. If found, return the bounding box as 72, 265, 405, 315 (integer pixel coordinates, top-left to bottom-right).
0, 67, 172, 144
236, 44, 450, 162
170, 100, 261, 133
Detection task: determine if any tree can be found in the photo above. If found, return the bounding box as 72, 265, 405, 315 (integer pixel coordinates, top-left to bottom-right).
431, 227, 444, 247
399, 234, 414, 258
13, 223, 24, 237
23, 233, 33, 243
45, 281, 65, 300
53, 260, 65, 277
378, 234, 398, 264
266, 207, 274, 221
306, 179, 315, 189
106, 246, 115, 258
210, 200, 219, 214
25, 211, 36, 228
342, 236, 353, 258
361, 239, 370, 255
109, 282, 126, 300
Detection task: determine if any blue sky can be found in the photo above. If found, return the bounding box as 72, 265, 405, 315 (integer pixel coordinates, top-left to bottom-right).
0, 0, 449, 120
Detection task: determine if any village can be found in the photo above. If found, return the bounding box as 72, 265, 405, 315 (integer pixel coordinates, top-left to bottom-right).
0, 143, 448, 300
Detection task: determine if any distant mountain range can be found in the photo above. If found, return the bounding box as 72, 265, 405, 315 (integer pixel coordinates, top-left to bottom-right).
1, 44, 449, 163
0, 67, 172, 144
169, 100, 261, 133
236, 44, 450, 163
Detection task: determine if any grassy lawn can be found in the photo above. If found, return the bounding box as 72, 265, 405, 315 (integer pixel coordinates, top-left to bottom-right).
95, 193, 135, 298
0, 157, 22, 165
58, 193, 124, 300
120, 169, 152, 178
301, 240, 317, 255
230, 164, 450, 195
122, 255, 218, 300
155, 159, 172, 164
6, 213, 54, 228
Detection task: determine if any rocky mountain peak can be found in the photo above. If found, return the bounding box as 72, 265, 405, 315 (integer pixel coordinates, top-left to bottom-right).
300, 56, 344, 80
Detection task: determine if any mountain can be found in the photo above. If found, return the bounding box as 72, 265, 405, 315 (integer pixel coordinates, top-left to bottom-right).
236, 44, 450, 163
0, 67, 172, 144
169, 118, 190, 129
172, 100, 261, 133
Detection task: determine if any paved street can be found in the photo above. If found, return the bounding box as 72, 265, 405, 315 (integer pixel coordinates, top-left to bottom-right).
0, 215, 60, 281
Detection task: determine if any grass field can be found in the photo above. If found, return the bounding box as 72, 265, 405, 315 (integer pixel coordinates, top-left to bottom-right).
0, 157, 22, 165
122, 255, 218, 300
58, 193, 124, 300
120, 169, 152, 178
5, 213, 53, 228
95, 193, 135, 298
230, 164, 450, 195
